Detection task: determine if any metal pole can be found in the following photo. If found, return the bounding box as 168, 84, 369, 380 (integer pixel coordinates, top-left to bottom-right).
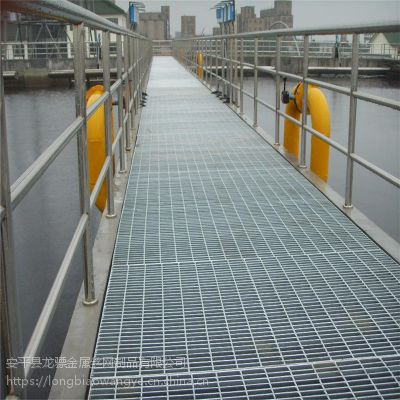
0, 10, 26, 398
130, 37, 135, 134
239, 38, 244, 115
229, 25, 234, 103
299, 34, 309, 168
214, 38, 219, 90
73, 24, 97, 304
344, 33, 359, 208
275, 36, 282, 145
134, 38, 139, 115
253, 37, 258, 127
123, 35, 131, 151
102, 30, 116, 218
116, 34, 126, 173
233, 24, 238, 106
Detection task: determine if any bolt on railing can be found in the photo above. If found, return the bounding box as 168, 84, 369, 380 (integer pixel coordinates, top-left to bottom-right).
173, 21, 400, 214
0, 0, 152, 397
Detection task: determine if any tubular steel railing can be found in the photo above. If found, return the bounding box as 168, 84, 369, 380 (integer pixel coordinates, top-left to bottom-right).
3, 39, 400, 61
0, 1, 152, 397
173, 22, 400, 210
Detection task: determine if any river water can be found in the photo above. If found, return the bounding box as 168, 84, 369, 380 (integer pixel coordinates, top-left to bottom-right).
3, 76, 399, 397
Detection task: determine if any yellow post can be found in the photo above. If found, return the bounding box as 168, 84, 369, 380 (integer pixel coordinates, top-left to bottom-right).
283, 82, 331, 181
196, 51, 203, 79
86, 85, 115, 212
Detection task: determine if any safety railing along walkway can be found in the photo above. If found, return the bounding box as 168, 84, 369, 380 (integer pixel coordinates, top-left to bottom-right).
89, 57, 399, 399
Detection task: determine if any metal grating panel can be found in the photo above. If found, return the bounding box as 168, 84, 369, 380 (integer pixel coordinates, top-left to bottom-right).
89, 57, 400, 399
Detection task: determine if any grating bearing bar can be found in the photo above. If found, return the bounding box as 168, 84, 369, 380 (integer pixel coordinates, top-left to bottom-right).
89, 57, 400, 399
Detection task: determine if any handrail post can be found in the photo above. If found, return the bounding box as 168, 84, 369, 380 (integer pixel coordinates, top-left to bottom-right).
73, 23, 97, 304
116, 34, 126, 173
129, 37, 135, 140
275, 36, 282, 145
134, 38, 139, 115
229, 31, 234, 103
214, 38, 219, 91
253, 37, 258, 128
0, 11, 26, 398
299, 34, 309, 168
102, 30, 116, 218
233, 34, 238, 106
240, 38, 244, 115
123, 35, 132, 151
344, 33, 359, 208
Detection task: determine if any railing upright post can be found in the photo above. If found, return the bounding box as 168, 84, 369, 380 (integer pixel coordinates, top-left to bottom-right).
0, 11, 26, 398
116, 34, 126, 173
73, 23, 97, 304
214, 39, 219, 91
299, 34, 309, 168
134, 38, 139, 115
253, 37, 258, 127
102, 30, 116, 218
239, 38, 244, 115
229, 30, 234, 103
344, 33, 359, 208
123, 35, 132, 151
129, 37, 135, 136
275, 36, 282, 145
233, 34, 238, 106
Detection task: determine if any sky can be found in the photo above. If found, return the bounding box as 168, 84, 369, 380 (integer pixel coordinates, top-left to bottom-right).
116, 0, 400, 37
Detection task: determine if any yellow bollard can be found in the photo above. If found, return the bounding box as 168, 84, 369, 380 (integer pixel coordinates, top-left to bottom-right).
196, 52, 203, 79
86, 85, 115, 212
283, 82, 331, 181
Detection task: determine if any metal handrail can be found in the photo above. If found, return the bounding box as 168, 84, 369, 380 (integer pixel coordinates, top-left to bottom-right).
1, 1, 152, 397
172, 22, 400, 208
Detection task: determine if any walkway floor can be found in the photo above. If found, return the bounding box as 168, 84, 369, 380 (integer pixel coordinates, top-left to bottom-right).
89, 57, 399, 399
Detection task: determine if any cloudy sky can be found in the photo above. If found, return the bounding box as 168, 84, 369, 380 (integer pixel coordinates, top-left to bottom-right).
116, 0, 399, 36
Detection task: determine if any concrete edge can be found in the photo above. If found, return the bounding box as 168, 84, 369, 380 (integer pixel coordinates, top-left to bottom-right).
48, 112, 143, 400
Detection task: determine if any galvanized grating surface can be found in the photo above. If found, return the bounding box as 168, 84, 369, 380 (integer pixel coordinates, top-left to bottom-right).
89, 57, 400, 399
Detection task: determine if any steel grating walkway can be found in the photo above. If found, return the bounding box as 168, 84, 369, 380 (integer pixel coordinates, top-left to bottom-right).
89, 57, 400, 399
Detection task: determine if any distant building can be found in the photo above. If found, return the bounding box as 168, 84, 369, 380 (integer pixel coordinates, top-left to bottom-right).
237, 1, 293, 33
261, 0, 293, 30
181, 16, 196, 38
213, 27, 222, 36
175, 32, 182, 39
138, 6, 170, 40
370, 32, 400, 58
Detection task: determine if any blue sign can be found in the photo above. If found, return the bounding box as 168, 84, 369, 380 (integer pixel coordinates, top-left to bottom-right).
216, 1, 235, 23
129, 3, 138, 25
216, 7, 223, 23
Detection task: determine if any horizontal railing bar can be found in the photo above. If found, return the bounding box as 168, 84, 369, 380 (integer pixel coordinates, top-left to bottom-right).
24, 213, 88, 377
256, 97, 275, 112
10, 117, 83, 209
89, 156, 111, 210
112, 127, 123, 156
350, 153, 400, 188
353, 91, 400, 111
304, 125, 348, 155
305, 78, 351, 96
110, 78, 122, 94
176, 21, 400, 40
278, 109, 302, 127
87, 92, 109, 119
3, 0, 145, 37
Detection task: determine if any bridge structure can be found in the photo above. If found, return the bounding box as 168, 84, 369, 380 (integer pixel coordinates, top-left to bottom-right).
1, 2, 399, 399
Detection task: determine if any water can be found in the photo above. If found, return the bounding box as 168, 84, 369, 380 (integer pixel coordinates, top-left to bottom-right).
3, 77, 399, 397
4, 88, 101, 398
242, 76, 400, 242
